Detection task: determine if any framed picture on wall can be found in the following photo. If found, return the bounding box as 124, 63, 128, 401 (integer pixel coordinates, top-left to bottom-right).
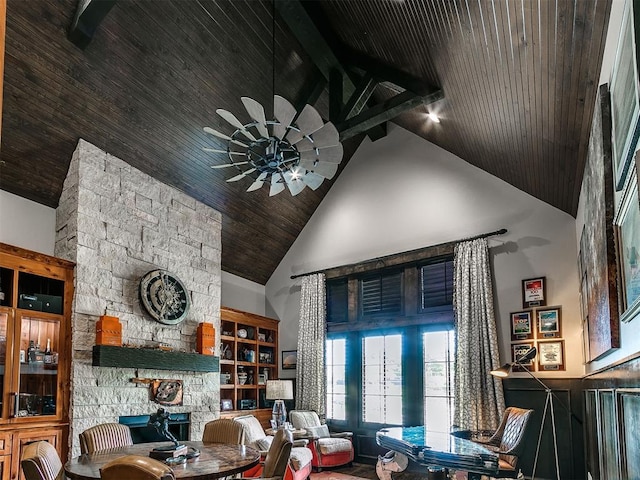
282, 350, 297, 370
537, 340, 566, 371
522, 277, 546, 308
510, 311, 534, 341
615, 176, 640, 322
610, 0, 640, 190
512, 342, 536, 372
536, 307, 562, 339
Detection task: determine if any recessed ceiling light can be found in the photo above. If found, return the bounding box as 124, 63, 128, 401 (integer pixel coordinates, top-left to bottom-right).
427, 112, 440, 123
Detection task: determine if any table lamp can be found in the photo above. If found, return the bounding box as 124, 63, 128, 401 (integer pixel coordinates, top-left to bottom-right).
266, 379, 293, 428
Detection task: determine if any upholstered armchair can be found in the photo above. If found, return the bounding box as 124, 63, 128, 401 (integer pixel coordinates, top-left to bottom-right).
289, 410, 354, 471
233, 415, 313, 480
21, 441, 64, 480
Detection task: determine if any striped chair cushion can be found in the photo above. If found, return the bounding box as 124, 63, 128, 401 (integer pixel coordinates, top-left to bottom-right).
79, 423, 134, 454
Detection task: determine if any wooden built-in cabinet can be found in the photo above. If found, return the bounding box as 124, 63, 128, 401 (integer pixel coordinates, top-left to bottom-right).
0, 243, 73, 480
218, 307, 278, 428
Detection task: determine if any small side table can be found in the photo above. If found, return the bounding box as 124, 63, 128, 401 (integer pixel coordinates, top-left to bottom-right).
266, 427, 307, 439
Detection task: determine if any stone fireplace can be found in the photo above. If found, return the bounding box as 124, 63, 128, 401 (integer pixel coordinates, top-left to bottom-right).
55, 140, 222, 456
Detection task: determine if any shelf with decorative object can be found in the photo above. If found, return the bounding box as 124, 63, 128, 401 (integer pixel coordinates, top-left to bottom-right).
218, 307, 279, 428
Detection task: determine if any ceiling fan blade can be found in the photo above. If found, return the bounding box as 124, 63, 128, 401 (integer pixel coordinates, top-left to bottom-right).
286, 105, 324, 144
269, 173, 286, 196
287, 179, 306, 196
203, 147, 248, 156
204, 127, 248, 148
217, 109, 257, 141
306, 161, 339, 180
227, 168, 256, 182
241, 97, 269, 138
283, 169, 306, 196
309, 122, 340, 149
203, 126, 231, 141
247, 172, 268, 192
296, 124, 340, 152
273, 95, 297, 140
211, 161, 249, 169
316, 143, 343, 163
301, 172, 325, 190
300, 144, 343, 164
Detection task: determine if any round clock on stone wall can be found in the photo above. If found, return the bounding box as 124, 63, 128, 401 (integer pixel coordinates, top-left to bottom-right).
139, 269, 191, 325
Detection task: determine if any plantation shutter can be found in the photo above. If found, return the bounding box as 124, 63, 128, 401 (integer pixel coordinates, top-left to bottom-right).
360, 271, 403, 316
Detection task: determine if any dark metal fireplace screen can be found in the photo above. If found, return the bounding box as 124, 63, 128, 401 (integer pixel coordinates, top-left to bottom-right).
119, 413, 190, 443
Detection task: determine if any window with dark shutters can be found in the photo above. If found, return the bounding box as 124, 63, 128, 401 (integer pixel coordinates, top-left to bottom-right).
420, 259, 454, 309
360, 271, 403, 317
326, 278, 348, 323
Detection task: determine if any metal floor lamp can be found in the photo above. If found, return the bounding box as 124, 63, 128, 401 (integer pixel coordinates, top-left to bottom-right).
491, 347, 568, 480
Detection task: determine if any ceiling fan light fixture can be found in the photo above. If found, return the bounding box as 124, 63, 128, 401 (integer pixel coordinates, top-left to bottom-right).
204, 95, 343, 196
427, 112, 440, 123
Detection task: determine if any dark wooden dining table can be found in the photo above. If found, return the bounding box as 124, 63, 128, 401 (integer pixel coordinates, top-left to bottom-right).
64, 441, 261, 480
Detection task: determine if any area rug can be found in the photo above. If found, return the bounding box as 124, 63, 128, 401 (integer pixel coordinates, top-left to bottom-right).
310, 472, 373, 480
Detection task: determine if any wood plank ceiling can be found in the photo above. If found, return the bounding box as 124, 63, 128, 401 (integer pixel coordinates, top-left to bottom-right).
0, 0, 611, 285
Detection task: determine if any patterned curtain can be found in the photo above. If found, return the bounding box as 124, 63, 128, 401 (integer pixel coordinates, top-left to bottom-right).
453, 238, 505, 430
296, 273, 327, 415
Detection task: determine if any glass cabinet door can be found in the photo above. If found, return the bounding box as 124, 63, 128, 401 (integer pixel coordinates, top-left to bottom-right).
0, 310, 12, 419
15, 314, 60, 418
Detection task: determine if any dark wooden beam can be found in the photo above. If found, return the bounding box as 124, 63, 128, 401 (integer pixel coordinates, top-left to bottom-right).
68, 0, 116, 49
276, 0, 386, 139
339, 73, 377, 123
342, 50, 437, 97
329, 68, 343, 123
337, 88, 444, 141
292, 74, 327, 113
275, 0, 354, 99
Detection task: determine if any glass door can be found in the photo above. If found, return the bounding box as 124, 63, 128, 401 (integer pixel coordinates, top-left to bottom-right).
0, 309, 14, 420
14, 313, 60, 418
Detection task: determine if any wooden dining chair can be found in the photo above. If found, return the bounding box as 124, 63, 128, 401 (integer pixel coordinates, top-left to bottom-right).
21, 441, 64, 480
80, 423, 134, 454
260, 429, 293, 480
100, 455, 176, 480
202, 418, 245, 444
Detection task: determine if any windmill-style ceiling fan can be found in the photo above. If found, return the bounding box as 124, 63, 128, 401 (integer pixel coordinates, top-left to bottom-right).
203, 95, 343, 196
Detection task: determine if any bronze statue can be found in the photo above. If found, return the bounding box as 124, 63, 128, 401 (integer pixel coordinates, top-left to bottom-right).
148, 408, 180, 448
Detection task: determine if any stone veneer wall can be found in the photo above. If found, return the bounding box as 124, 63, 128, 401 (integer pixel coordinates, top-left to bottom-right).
55, 139, 222, 457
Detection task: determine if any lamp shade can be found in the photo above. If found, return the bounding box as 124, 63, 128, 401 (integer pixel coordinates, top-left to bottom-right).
490, 363, 513, 377
266, 380, 293, 400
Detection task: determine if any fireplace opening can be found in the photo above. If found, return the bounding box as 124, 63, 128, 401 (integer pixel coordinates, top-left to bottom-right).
119, 413, 190, 443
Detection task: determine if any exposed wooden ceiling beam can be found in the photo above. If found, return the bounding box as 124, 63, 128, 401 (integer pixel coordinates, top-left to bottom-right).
275, 0, 385, 140
277, 0, 444, 142
68, 0, 116, 49
337, 88, 444, 141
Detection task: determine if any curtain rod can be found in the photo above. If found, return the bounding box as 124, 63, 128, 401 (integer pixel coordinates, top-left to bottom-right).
290, 227, 507, 280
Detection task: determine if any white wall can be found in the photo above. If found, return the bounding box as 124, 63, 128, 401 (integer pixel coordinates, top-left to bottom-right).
267, 124, 583, 378
221, 271, 266, 316
0, 190, 55, 254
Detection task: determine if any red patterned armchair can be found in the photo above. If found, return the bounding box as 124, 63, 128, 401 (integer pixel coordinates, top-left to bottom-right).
289, 410, 354, 472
